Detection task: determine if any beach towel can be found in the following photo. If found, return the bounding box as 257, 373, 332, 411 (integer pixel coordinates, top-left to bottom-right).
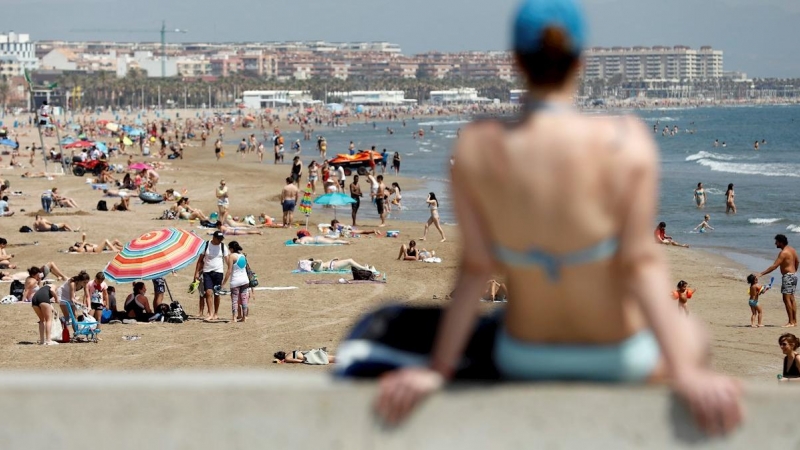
303, 348, 330, 365
305, 279, 386, 285
422, 257, 442, 263
284, 239, 344, 247
291, 269, 351, 275
253, 286, 298, 291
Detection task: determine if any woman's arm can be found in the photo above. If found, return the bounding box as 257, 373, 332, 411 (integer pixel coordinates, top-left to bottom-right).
222, 254, 235, 286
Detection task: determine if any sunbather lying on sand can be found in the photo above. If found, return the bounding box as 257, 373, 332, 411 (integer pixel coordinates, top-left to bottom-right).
310, 258, 377, 273
216, 221, 263, 236
292, 236, 350, 245
273, 350, 336, 364
34, 214, 76, 232
67, 233, 124, 253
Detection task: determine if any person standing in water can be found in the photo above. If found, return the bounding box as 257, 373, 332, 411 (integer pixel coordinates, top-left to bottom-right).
693, 215, 714, 233
759, 234, 799, 328
693, 182, 706, 209
725, 183, 736, 214
374, 0, 741, 433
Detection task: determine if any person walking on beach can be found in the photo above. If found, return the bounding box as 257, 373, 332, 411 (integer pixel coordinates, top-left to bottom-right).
725, 183, 736, 214
421, 192, 446, 242
193, 230, 228, 322
350, 174, 362, 226
747, 274, 769, 328
375, 0, 742, 433
281, 177, 299, 227
673, 280, 694, 316
392, 152, 401, 175
693, 182, 706, 209
759, 234, 799, 327
216, 179, 229, 222
214, 138, 222, 160
375, 175, 387, 227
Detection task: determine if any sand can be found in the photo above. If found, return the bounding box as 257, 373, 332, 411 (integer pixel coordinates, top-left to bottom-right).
0, 111, 788, 380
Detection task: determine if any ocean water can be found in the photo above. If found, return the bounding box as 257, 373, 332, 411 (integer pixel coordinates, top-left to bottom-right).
277, 106, 800, 271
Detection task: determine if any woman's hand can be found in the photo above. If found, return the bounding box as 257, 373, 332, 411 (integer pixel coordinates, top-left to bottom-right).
672, 369, 743, 435
375, 367, 445, 425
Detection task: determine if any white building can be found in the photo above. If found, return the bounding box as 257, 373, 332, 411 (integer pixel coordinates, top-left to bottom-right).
0, 32, 38, 75
583, 46, 723, 81
509, 89, 526, 104
242, 90, 313, 109
333, 90, 409, 105
429, 88, 485, 104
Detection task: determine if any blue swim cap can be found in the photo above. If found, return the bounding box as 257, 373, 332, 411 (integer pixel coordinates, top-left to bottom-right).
513, 0, 587, 54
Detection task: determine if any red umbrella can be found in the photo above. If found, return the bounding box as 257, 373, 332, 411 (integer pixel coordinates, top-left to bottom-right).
64, 140, 95, 149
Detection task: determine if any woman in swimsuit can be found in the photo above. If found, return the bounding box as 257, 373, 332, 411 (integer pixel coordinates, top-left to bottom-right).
56, 271, 90, 319
124, 281, 154, 322
67, 233, 124, 253
725, 183, 736, 214
292, 236, 350, 245
397, 240, 433, 261
216, 179, 229, 220
51, 187, 79, 209
273, 350, 336, 364
421, 192, 446, 242
779, 333, 800, 381
308, 161, 320, 194
375, 0, 741, 434
694, 182, 706, 209
310, 258, 376, 273
31, 280, 59, 345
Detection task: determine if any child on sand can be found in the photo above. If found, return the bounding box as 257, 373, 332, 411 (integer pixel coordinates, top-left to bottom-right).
747, 274, 769, 328
673, 280, 695, 315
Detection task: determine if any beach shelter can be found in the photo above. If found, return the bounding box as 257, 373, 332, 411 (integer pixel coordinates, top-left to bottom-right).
298, 183, 313, 228
313, 192, 355, 220
104, 228, 205, 302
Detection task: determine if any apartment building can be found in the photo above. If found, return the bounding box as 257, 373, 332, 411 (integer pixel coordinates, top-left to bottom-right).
583, 46, 723, 81
0, 32, 39, 75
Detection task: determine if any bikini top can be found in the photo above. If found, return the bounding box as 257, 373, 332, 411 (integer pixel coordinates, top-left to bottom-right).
492, 99, 621, 282
784, 355, 800, 378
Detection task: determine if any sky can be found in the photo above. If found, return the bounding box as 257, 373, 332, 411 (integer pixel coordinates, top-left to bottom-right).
2, 0, 798, 77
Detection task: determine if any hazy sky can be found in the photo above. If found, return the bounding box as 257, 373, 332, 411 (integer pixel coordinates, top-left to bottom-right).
2, 0, 798, 77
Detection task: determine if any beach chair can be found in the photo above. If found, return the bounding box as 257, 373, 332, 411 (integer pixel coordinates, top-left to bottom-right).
63, 301, 101, 343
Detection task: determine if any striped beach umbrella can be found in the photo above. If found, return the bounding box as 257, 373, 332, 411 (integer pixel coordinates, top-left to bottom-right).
299, 183, 313, 228
104, 228, 205, 283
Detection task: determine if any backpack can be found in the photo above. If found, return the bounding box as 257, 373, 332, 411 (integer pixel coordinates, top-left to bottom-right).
19, 225, 33, 233
9, 280, 24, 301
97, 200, 108, 211
167, 301, 188, 323
352, 267, 376, 281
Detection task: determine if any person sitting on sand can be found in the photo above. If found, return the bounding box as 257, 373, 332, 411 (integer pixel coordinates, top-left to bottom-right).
176, 198, 208, 221
654, 222, 689, 247
112, 196, 131, 211
292, 235, 350, 245
67, 233, 124, 254
397, 240, 436, 261
273, 350, 336, 364
693, 215, 714, 234
34, 214, 75, 232
123, 281, 154, 322
215, 221, 263, 236
163, 188, 187, 202
258, 213, 285, 228
51, 187, 79, 209
309, 258, 377, 273
98, 168, 116, 185
6, 261, 68, 282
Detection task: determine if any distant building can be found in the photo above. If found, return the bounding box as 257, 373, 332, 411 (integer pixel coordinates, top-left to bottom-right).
509, 89, 526, 104
331, 90, 412, 105
583, 46, 723, 81
242, 90, 313, 108
0, 32, 38, 75
430, 88, 487, 104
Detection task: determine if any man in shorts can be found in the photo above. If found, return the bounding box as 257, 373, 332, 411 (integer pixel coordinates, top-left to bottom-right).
152, 277, 167, 310
760, 234, 800, 327
193, 231, 228, 321
281, 177, 299, 227
376, 175, 387, 227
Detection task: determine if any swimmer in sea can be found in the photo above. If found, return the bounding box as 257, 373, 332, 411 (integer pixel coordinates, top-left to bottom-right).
693, 215, 714, 233
693, 182, 706, 209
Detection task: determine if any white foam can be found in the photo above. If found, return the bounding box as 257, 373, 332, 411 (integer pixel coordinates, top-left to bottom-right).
685, 151, 738, 162
704, 187, 724, 195
749, 218, 782, 225
643, 116, 680, 122
417, 119, 469, 126
694, 160, 800, 178
787, 225, 800, 233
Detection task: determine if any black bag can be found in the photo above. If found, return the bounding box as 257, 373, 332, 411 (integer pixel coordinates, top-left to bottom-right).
9, 280, 24, 301
167, 301, 188, 323
19, 225, 33, 233
337, 305, 500, 380
352, 267, 376, 281
97, 200, 108, 211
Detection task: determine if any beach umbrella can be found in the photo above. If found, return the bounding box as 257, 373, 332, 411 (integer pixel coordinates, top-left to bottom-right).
106, 123, 120, 132
60, 136, 76, 145
104, 228, 204, 285
299, 183, 313, 228
0, 138, 17, 148
313, 192, 355, 220
94, 141, 108, 154
64, 140, 94, 149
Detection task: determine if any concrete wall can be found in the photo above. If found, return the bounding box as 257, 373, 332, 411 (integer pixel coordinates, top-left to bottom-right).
0, 372, 796, 450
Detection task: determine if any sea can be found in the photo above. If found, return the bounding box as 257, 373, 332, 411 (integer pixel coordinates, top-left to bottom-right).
274, 106, 800, 273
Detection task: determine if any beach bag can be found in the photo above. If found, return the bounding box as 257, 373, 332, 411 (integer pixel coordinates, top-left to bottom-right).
352, 267, 376, 281
100, 308, 113, 324
303, 348, 329, 365
167, 301, 188, 323
244, 255, 258, 288
51, 311, 63, 340
296, 260, 313, 273
19, 225, 33, 233
9, 280, 24, 301
97, 200, 108, 211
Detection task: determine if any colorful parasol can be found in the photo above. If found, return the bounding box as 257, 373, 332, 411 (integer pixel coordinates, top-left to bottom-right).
103, 228, 205, 283
64, 140, 95, 149
299, 182, 313, 228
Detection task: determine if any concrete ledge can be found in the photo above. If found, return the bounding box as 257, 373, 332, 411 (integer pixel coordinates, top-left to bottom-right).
0, 372, 797, 449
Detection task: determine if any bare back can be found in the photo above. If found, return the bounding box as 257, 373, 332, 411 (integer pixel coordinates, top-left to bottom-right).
779, 246, 799, 274
453, 111, 662, 343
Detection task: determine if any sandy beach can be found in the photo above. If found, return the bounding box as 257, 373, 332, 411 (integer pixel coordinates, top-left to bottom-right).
0, 110, 789, 381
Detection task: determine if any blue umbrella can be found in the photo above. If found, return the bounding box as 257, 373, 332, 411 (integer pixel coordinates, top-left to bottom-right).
0, 138, 17, 148
313, 192, 355, 220
95, 142, 108, 154
127, 128, 145, 137
60, 136, 76, 145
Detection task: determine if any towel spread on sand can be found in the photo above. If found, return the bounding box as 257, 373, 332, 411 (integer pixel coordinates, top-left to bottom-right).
291, 269, 351, 275
422, 257, 442, 263
304, 279, 386, 285
252, 286, 298, 291
284, 239, 345, 247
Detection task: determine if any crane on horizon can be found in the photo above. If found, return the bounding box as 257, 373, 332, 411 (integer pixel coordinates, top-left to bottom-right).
70, 20, 188, 78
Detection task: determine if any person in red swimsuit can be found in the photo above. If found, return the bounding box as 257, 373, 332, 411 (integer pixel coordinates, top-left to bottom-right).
654, 222, 689, 248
